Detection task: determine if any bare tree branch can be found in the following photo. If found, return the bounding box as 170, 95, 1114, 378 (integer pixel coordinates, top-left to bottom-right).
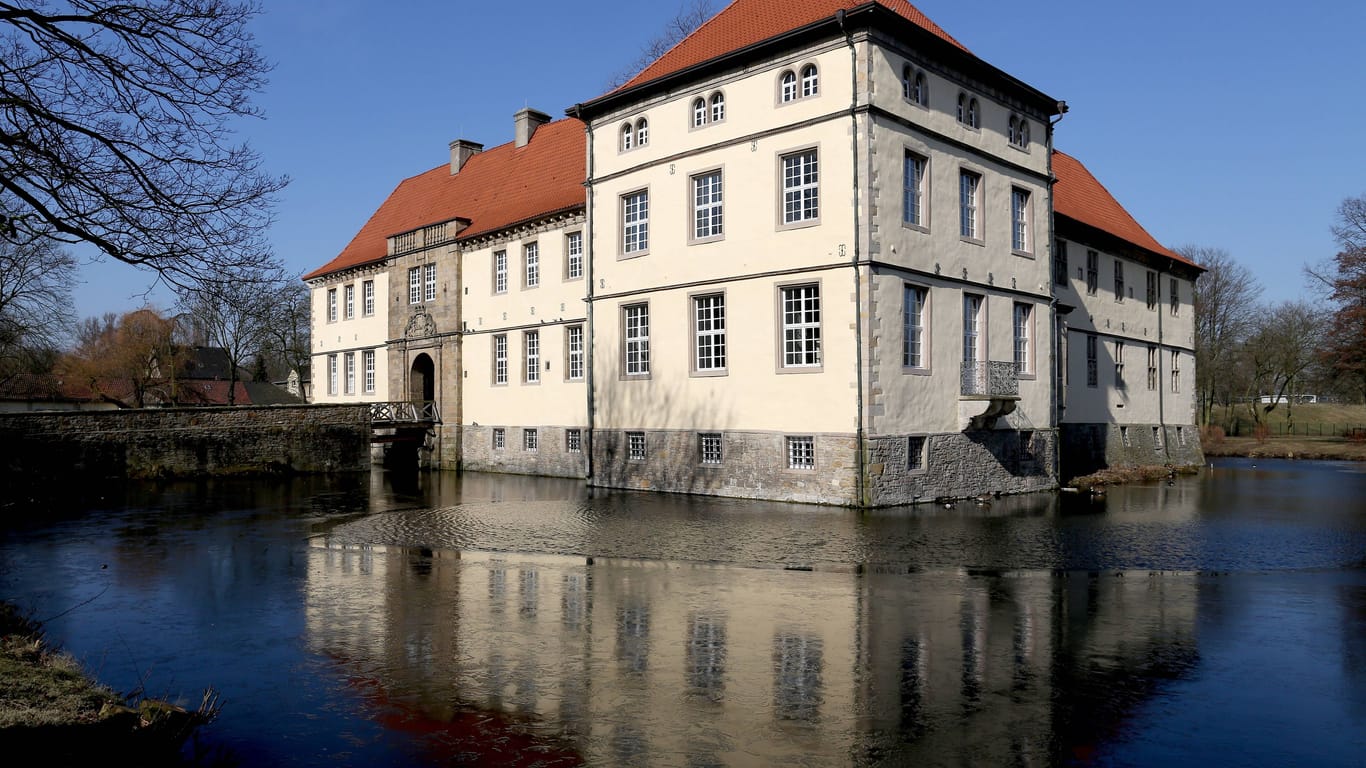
605, 0, 716, 90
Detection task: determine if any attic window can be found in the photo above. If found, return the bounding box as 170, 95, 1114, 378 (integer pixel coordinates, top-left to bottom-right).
620, 122, 633, 151
957, 93, 979, 129
621, 118, 648, 152
1008, 115, 1030, 148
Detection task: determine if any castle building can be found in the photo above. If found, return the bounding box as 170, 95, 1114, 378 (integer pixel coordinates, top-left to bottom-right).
303, 0, 1203, 505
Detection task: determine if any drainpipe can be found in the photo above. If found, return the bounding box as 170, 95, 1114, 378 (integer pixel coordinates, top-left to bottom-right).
1047, 103, 1066, 481
582, 120, 597, 484
1157, 258, 1170, 462
837, 9, 866, 507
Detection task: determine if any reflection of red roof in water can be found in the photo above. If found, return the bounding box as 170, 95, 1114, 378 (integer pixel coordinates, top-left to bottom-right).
338, 660, 584, 766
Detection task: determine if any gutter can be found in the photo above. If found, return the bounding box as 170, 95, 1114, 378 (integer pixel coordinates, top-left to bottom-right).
837, 10, 866, 507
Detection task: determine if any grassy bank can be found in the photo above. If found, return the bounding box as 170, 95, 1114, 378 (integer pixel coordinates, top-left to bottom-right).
1203, 435, 1366, 461
0, 601, 218, 763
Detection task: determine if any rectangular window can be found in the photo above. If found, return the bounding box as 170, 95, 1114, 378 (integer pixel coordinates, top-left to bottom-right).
1114, 259, 1125, 302
959, 170, 981, 239
1054, 239, 1068, 286
693, 294, 726, 372
493, 428, 505, 450
1171, 350, 1181, 393
1011, 187, 1030, 252
903, 284, 926, 368
1170, 278, 1180, 315
692, 171, 723, 240
424, 263, 436, 302
624, 303, 650, 376
493, 334, 508, 385
524, 331, 540, 384
327, 354, 338, 395
1086, 250, 1099, 295
1147, 346, 1158, 391
623, 190, 649, 254
363, 350, 375, 394
363, 280, 375, 316
1114, 341, 1126, 389
1177, 426, 1187, 446
787, 436, 815, 470
524, 242, 539, 288
1013, 302, 1032, 374
566, 429, 582, 452
566, 232, 583, 280
408, 267, 421, 304
962, 294, 983, 364
908, 435, 926, 472
327, 289, 337, 322
344, 353, 355, 394
1153, 426, 1164, 451
1086, 334, 1098, 387
1121, 426, 1131, 447
343, 284, 355, 320
1146, 271, 1157, 310
494, 250, 508, 294
566, 325, 584, 381
628, 432, 646, 461
781, 284, 821, 368
523, 428, 538, 451
699, 433, 723, 465
903, 152, 926, 227
781, 149, 819, 225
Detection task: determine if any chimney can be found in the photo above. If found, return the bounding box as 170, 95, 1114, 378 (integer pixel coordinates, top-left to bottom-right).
514, 107, 551, 148
449, 139, 483, 174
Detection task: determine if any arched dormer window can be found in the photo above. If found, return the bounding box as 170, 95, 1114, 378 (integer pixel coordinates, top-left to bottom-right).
710, 91, 725, 122
957, 92, 967, 124
780, 70, 797, 102
902, 65, 913, 100
692, 97, 707, 128
635, 117, 649, 147
966, 97, 979, 128
620, 122, 634, 151
1009, 115, 1030, 148
800, 64, 819, 97
913, 71, 927, 106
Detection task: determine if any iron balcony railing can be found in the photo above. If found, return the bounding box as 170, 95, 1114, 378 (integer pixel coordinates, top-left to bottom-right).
369, 400, 440, 424
960, 361, 1019, 397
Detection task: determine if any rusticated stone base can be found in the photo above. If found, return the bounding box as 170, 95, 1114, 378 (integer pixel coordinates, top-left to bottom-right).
458, 424, 587, 479
864, 429, 1059, 506
1059, 423, 1205, 481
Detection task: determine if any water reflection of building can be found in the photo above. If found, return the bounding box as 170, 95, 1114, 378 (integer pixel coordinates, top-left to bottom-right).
304, 542, 1197, 765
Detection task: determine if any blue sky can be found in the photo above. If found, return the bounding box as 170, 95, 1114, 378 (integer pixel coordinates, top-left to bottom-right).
71, 0, 1366, 319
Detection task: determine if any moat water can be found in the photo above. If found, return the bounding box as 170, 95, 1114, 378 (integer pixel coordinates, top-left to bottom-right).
1, 458, 1363, 767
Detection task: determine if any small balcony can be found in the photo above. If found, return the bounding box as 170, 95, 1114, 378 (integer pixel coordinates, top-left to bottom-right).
959, 361, 1020, 431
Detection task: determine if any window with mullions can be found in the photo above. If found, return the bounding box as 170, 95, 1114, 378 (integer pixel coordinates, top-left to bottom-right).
800, 64, 818, 97
1146, 270, 1157, 309
628, 432, 646, 461
327, 354, 337, 395
693, 294, 726, 373
524, 242, 539, 288
493, 428, 505, 450
1008, 115, 1030, 148
692, 171, 723, 240
1086, 250, 1099, 295
566, 232, 583, 280
343, 284, 354, 320
566, 429, 582, 452
959, 170, 981, 239
623, 190, 649, 254
710, 92, 725, 122
363, 350, 375, 394
524, 331, 540, 384
1114, 259, 1125, 302
493, 334, 508, 385
1147, 345, 1158, 390
787, 436, 815, 470
692, 97, 707, 128
424, 263, 436, 302
1054, 240, 1068, 287
327, 288, 337, 322
1013, 302, 1032, 374
781, 149, 819, 225
363, 280, 375, 316
494, 250, 508, 293
1114, 341, 1126, 389
780, 284, 821, 368
699, 433, 723, 465
903, 151, 927, 228
523, 428, 538, 451
780, 70, 797, 102
1086, 334, 1098, 387
903, 284, 926, 368
1011, 187, 1030, 252
408, 267, 420, 304
344, 353, 355, 395
623, 303, 650, 377
566, 325, 584, 381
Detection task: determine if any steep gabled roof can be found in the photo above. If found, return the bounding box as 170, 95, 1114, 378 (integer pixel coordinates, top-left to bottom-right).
1053, 150, 1197, 268
304, 118, 586, 281
619, 0, 969, 93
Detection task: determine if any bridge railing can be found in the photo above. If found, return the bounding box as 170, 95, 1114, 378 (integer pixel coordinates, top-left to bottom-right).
369, 400, 440, 424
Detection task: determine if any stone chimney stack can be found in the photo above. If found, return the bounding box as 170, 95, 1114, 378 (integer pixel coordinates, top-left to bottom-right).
514, 108, 551, 148
449, 139, 483, 174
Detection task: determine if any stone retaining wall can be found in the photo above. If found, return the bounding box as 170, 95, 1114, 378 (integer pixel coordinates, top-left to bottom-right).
1060, 423, 1205, 480
864, 429, 1059, 506
0, 405, 371, 482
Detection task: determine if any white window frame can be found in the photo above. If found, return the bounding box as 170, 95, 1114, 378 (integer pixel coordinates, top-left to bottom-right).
566, 232, 583, 280
780, 148, 819, 228
691, 169, 724, 242
710, 91, 725, 122
692, 96, 707, 128
362, 280, 375, 316
963, 294, 984, 365
494, 250, 508, 294
566, 429, 582, 452
493, 334, 508, 385
343, 284, 354, 320
493, 428, 506, 450
523, 428, 538, 451
787, 436, 815, 470
779, 70, 797, 102
628, 432, 646, 461
1147, 345, 1159, 391
363, 350, 375, 394
699, 432, 723, 465
903, 284, 927, 370
327, 354, 338, 395
692, 292, 727, 375
327, 288, 337, 323
635, 118, 648, 147
1013, 302, 1032, 375
779, 283, 822, 370
566, 324, 584, 381
408, 267, 421, 304
623, 303, 650, 378
524, 330, 540, 384
620, 122, 633, 151
959, 169, 982, 241
622, 189, 649, 255
343, 352, 355, 395
424, 263, 436, 302
904, 151, 927, 229
1011, 187, 1031, 254
524, 242, 539, 288
800, 64, 819, 97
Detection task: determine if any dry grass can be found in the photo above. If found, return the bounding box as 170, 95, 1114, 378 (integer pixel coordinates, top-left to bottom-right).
1067, 464, 1200, 492
1203, 436, 1366, 461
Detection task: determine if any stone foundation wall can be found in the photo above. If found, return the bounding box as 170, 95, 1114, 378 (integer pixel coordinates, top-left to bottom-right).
1060, 423, 1204, 480
589, 429, 860, 506
864, 429, 1059, 505
459, 425, 587, 479
0, 405, 371, 482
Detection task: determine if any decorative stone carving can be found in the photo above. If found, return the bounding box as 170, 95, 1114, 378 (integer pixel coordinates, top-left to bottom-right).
404, 306, 437, 338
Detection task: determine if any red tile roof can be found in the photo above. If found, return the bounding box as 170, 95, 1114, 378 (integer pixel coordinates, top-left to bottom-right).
618, 0, 969, 93
304, 118, 586, 281
1053, 150, 1196, 268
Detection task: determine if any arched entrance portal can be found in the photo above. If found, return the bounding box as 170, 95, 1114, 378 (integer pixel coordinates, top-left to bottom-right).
410, 353, 435, 404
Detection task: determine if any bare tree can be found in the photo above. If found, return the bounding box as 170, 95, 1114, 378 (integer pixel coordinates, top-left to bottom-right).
1307, 195, 1366, 401
606, 0, 716, 89
260, 280, 310, 384
175, 274, 280, 404
1239, 300, 1325, 425
0, 223, 75, 379
1183, 246, 1261, 426
61, 307, 178, 407
0, 1, 287, 290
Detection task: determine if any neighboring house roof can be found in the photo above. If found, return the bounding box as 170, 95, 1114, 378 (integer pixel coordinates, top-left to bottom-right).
1053, 150, 1198, 269
177, 346, 236, 380
243, 381, 305, 406
0, 373, 126, 407
619, 0, 969, 93
304, 118, 586, 281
